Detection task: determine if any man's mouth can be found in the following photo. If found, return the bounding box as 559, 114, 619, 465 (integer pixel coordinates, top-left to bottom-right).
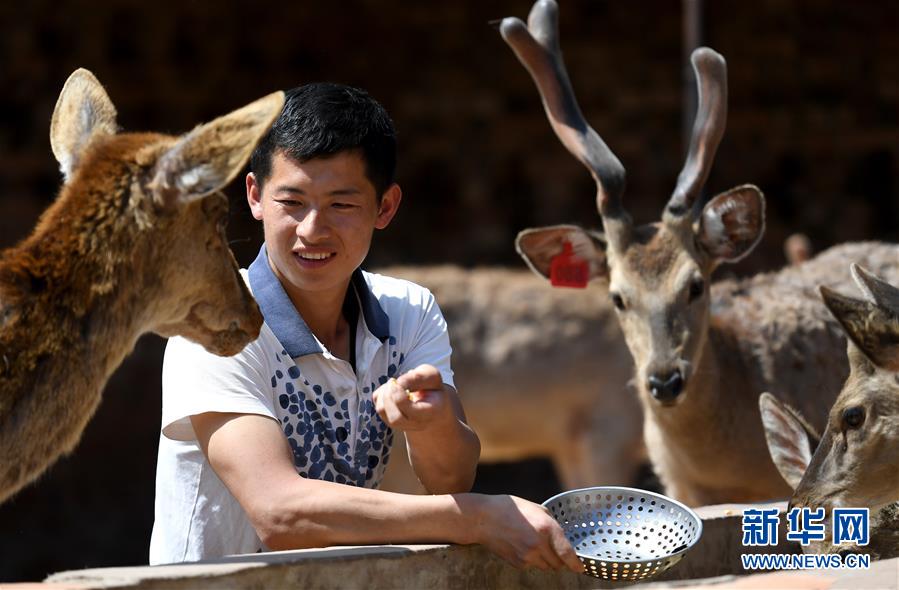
297, 252, 334, 260
294, 251, 336, 268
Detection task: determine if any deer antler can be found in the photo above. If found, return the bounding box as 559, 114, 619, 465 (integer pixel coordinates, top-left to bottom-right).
665, 47, 728, 222
499, 0, 629, 240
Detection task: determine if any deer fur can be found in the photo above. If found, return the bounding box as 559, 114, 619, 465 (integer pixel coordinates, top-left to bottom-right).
376, 265, 644, 493
0, 69, 284, 503
499, 0, 899, 505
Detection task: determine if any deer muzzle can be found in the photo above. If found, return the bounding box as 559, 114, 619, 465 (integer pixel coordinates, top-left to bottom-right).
647, 369, 685, 403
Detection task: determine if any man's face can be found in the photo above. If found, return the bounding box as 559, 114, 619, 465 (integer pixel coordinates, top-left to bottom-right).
247, 150, 401, 299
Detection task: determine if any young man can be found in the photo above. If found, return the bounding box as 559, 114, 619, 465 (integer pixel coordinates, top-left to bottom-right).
150, 83, 581, 573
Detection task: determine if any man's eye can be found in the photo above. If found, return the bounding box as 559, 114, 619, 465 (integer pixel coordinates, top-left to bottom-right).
333, 203, 356, 209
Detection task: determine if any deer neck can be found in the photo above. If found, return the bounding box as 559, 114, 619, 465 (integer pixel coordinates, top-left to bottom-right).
0, 193, 156, 500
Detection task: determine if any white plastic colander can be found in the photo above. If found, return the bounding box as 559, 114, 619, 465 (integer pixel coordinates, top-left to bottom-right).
543, 486, 703, 582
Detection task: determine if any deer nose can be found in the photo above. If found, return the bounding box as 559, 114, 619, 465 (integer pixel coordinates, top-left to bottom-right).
647, 370, 684, 402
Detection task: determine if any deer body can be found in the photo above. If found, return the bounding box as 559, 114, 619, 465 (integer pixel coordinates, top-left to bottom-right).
377, 265, 643, 492
0, 70, 283, 503
646, 242, 899, 504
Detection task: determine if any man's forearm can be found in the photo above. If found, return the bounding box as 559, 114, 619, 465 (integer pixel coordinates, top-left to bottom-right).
405, 417, 480, 494
258, 480, 483, 550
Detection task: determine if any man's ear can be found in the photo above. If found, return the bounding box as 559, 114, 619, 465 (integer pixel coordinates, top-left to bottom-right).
759, 392, 818, 490
515, 224, 608, 281
821, 284, 899, 372
246, 172, 264, 221
375, 183, 402, 230
50, 68, 119, 182
148, 91, 285, 209
697, 184, 765, 264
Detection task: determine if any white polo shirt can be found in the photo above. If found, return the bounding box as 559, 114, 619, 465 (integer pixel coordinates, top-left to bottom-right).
149, 245, 454, 564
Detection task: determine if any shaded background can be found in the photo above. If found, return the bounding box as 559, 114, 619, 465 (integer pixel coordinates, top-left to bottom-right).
0, 0, 897, 581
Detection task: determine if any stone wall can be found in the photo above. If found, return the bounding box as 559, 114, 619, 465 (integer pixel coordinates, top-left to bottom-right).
42, 506, 899, 590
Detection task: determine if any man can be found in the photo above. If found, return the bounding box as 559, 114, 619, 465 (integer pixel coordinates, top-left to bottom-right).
150, 83, 581, 573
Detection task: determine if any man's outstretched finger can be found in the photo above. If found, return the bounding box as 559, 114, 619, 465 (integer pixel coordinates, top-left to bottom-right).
396, 364, 442, 391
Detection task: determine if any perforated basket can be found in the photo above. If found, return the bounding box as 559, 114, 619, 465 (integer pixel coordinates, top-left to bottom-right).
543, 486, 702, 582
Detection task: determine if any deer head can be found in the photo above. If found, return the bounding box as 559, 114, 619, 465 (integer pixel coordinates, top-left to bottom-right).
761, 387, 899, 558
48, 69, 284, 355
501, 0, 764, 406
786, 265, 899, 513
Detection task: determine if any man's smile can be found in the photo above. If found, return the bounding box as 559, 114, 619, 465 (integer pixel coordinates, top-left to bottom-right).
293, 250, 336, 268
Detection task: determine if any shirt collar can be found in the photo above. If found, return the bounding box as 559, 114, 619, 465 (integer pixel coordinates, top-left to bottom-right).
248, 244, 390, 358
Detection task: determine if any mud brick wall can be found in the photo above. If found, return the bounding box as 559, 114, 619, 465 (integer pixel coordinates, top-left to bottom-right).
0, 0, 896, 581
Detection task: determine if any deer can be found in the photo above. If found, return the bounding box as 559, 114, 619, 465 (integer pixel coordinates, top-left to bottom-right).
0, 68, 284, 504
376, 265, 644, 493
760, 265, 899, 560
378, 233, 812, 494
498, 0, 899, 505
759, 264, 899, 559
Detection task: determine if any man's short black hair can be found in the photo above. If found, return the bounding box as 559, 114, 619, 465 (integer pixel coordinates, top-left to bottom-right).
250, 83, 397, 198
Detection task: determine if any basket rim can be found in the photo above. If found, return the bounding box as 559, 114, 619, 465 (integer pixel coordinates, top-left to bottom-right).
541, 485, 704, 565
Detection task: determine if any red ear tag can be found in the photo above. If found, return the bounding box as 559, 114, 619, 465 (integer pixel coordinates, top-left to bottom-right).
550, 241, 589, 288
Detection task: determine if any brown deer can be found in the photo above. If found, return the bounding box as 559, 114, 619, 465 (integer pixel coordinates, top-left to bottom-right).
498, 0, 899, 505
376, 265, 644, 493
0, 69, 284, 503
761, 265, 899, 559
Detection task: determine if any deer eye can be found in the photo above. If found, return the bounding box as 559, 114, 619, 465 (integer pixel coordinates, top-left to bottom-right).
688, 278, 705, 303
610, 293, 626, 311
841, 406, 865, 430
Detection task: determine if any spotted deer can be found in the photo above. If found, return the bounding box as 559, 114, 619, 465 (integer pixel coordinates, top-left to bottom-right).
760, 265, 899, 559
0, 69, 284, 503
377, 265, 644, 493
499, 0, 899, 505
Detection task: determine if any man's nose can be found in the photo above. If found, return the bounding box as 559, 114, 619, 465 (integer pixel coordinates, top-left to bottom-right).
296, 209, 330, 239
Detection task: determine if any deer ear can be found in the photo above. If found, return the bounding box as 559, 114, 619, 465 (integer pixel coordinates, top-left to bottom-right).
149, 91, 285, 209
50, 69, 119, 182
697, 184, 765, 263
851, 264, 899, 312
515, 224, 608, 281
759, 392, 818, 490
821, 285, 899, 372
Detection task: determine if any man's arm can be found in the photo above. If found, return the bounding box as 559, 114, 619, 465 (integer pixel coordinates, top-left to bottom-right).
190, 411, 581, 571
374, 365, 479, 494
406, 383, 479, 493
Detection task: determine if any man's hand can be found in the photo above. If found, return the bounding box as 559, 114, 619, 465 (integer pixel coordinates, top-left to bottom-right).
373, 364, 479, 494
372, 364, 455, 432
467, 494, 583, 573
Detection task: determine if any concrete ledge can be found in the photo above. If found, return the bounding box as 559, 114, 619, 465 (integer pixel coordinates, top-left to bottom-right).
42, 503, 898, 589
48, 545, 598, 590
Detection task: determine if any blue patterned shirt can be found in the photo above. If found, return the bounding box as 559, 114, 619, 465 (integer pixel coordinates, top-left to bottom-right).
149, 245, 454, 564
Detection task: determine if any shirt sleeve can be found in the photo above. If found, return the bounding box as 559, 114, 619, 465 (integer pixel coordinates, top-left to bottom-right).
397, 286, 455, 389
160, 334, 276, 442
